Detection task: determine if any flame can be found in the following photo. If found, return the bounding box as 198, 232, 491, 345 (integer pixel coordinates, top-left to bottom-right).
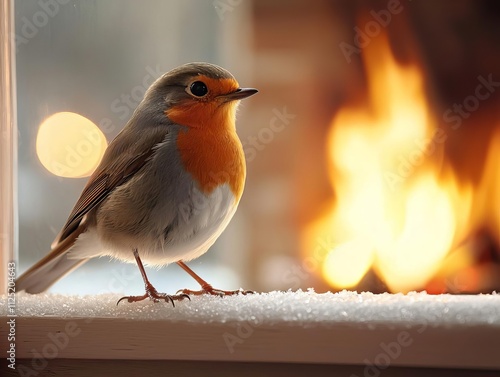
475, 130, 500, 242
302, 33, 491, 292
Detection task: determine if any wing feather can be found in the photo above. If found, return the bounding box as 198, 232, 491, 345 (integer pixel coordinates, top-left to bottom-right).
52, 126, 169, 246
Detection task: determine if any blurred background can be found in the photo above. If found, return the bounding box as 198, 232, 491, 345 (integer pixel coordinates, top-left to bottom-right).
15, 0, 500, 295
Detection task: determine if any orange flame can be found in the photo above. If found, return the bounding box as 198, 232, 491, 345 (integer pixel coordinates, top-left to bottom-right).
302, 32, 500, 293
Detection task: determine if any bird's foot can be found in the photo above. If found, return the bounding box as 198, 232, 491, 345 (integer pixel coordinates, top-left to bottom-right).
117, 282, 190, 306
176, 283, 254, 297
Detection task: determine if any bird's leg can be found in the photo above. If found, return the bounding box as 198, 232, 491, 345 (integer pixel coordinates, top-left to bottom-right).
175, 260, 254, 297
117, 249, 190, 306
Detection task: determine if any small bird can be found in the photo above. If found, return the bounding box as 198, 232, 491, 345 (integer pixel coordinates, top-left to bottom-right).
16, 62, 257, 305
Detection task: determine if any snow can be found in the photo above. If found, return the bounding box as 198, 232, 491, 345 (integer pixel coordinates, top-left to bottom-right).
2, 290, 499, 328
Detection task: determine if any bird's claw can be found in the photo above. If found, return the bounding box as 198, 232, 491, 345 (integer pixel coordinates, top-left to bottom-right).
116, 283, 190, 306
176, 285, 254, 297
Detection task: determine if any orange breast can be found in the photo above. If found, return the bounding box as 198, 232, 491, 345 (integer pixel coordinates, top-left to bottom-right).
168, 101, 246, 200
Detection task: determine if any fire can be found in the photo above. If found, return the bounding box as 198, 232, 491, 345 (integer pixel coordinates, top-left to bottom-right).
302, 32, 495, 293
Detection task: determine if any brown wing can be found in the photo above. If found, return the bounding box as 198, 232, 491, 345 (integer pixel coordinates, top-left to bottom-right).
52, 126, 169, 247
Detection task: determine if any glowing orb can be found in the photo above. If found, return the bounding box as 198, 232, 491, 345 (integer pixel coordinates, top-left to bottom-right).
36, 112, 108, 178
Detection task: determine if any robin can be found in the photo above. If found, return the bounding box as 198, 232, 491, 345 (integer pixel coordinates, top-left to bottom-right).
16, 62, 258, 305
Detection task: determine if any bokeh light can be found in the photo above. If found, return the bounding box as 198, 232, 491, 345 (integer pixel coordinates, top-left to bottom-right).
36, 112, 108, 178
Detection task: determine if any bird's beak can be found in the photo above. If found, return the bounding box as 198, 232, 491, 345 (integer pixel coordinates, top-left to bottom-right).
219, 88, 258, 101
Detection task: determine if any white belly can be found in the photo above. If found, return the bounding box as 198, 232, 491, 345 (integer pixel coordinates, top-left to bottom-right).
68, 183, 238, 266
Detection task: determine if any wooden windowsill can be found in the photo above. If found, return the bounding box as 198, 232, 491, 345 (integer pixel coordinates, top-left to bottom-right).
1, 291, 500, 376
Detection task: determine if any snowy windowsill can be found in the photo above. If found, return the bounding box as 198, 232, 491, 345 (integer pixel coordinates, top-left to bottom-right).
1, 290, 500, 374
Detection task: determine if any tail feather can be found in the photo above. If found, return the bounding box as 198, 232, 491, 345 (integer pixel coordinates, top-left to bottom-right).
16, 225, 88, 294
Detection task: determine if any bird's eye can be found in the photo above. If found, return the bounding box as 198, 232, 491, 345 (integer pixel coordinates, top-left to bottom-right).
189, 81, 208, 97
